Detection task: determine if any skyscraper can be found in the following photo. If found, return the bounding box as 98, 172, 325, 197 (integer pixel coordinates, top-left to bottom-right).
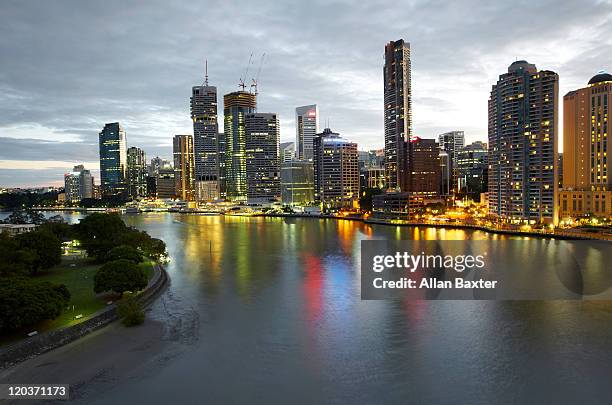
127, 146, 147, 199
295, 105, 319, 161
99, 122, 127, 197
173, 135, 195, 202
64, 171, 81, 203
313, 128, 360, 209
560, 71, 612, 218
245, 113, 280, 203
438, 130, 465, 194
408, 138, 441, 198
191, 64, 219, 184
64, 165, 93, 203
384, 39, 412, 191
223, 91, 257, 201
488, 61, 558, 225
457, 141, 488, 200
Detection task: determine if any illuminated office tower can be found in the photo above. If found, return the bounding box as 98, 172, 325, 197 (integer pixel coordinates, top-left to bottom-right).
488, 60, 558, 225
173, 135, 196, 202
156, 166, 175, 199
560, 71, 612, 218
223, 91, 257, 201
457, 141, 488, 200
409, 138, 440, 198
438, 130, 465, 194
127, 146, 147, 199
99, 122, 127, 197
245, 113, 280, 203
191, 65, 219, 187
295, 105, 319, 161
313, 128, 360, 209
384, 39, 412, 191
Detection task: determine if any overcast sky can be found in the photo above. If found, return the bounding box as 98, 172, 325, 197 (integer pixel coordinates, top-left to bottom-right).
1, 0, 611, 187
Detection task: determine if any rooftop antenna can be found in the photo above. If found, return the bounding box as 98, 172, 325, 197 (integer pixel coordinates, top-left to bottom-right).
239, 52, 254, 91
204, 59, 209, 86
251, 53, 266, 95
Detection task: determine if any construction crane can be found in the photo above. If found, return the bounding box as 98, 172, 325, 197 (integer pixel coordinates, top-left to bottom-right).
251, 53, 266, 95
239, 52, 254, 91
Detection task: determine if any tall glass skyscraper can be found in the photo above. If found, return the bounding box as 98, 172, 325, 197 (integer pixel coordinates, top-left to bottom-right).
384, 39, 412, 191
99, 122, 127, 197
295, 104, 318, 161
223, 91, 257, 201
173, 135, 195, 202
191, 72, 219, 183
127, 146, 147, 199
488, 60, 558, 225
245, 113, 280, 203
438, 130, 465, 195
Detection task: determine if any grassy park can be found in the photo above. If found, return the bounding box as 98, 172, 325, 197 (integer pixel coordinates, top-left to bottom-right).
35, 253, 155, 331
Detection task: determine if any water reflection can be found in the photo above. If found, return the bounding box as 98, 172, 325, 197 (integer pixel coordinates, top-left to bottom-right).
52, 212, 612, 404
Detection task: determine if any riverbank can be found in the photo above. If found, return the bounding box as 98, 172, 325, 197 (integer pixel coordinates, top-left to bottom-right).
0, 263, 169, 369
263, 213, 612, 241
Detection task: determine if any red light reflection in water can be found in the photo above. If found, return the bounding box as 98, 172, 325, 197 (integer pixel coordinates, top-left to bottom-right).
302, 252, 324, 369
303, 253, 323, 323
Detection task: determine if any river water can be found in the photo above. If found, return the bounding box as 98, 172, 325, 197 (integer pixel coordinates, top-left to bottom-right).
55, 213, 612, 403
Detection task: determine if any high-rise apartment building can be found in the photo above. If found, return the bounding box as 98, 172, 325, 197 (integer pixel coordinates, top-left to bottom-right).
99, 122, 127, 197
560, 71, 612, 218
384, 39, 412, 191
245, 113, 280, 203
64, 165, 93, 203
127, 146, 147, 199
295, 105, 319, 161
488, 60, 558, 225
313, 128, 360, 209
223, 91, 257, 201
191, 69, 219, 184
173, 135, 195, 202
64, 172, 80, 203
438, 130, 465, 194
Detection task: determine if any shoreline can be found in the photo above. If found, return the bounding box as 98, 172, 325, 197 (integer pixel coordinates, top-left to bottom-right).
22, 207, 612, 241
0, 263, 169, 370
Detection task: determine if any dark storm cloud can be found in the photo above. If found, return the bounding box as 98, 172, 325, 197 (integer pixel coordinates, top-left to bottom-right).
0, 0, 611, 186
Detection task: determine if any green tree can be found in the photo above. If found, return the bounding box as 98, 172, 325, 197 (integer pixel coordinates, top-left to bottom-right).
16, 230, 62, 275
105, 245, 143, 263
0, 277, 70, 332
0, 233, 30, 276
75, 213, 128, 260
94, 259, 147, 296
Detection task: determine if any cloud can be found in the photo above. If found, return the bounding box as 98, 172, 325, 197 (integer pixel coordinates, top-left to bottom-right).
0, 0, 611, 186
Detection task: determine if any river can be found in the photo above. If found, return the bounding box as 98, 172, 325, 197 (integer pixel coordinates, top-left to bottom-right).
8, 213, 612, 403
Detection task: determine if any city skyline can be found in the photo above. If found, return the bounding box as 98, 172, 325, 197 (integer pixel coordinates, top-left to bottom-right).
1, 0, 611, 187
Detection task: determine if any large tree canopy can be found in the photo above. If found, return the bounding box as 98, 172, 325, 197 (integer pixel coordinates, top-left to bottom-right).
94, 259, 148, 296
0, 277, 70, 332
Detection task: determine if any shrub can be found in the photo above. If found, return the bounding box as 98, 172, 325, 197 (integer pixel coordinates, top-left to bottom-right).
116, 296, 145, 326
